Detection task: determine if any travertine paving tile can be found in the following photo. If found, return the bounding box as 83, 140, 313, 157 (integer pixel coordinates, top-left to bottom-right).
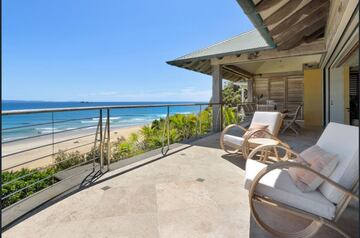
3, 131, 358, 238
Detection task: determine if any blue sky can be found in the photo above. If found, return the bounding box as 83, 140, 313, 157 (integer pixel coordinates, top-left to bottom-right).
3, 0, 254, 102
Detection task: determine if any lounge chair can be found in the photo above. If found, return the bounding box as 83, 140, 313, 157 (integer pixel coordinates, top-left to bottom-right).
281, 104, 303, 134
244, 122, 359, 237
220, 111, 285, 157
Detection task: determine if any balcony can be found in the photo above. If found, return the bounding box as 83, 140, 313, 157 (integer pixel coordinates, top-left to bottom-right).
3, 127, 358, 238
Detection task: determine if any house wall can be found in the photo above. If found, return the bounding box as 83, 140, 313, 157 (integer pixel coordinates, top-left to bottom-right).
254, 75, 303, 118
321, 0, 358, 125
304, 69, 323, 126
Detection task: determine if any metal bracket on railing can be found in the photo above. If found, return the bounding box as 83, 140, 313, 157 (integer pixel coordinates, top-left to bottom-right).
161, 106, 170, 155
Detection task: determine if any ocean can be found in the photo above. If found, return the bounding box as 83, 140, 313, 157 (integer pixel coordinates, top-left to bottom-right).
2, 101, 206, 142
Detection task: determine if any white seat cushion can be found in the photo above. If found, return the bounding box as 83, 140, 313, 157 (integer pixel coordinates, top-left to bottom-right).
223, 134, 244, 148
244, 159, 336, 220
251, 112, 282, 136
317, 123, 359, 204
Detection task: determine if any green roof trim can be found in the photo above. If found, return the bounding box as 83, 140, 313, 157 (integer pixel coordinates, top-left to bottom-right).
236, 0, 276, 48
167, 29, 271, 65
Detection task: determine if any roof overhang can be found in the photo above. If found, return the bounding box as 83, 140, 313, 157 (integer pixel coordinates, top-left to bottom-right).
240, 0, 330, 50
167, 0, 331, 82
168, 39, 326, 82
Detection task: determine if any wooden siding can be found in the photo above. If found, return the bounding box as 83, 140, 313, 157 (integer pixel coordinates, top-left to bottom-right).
254, 75, 304, 119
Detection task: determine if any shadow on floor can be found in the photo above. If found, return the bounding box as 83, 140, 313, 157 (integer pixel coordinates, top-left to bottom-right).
248, 202, 359, 238
221, 153, 246, 170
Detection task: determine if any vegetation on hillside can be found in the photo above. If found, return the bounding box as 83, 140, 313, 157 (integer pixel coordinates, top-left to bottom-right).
222, 81, 247, 107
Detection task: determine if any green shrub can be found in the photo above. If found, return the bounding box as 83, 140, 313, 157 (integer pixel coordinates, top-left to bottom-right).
54, 148, 100, 171
223, 106, 241, 126
54, 150, 86, 171
1, 168, 57, 209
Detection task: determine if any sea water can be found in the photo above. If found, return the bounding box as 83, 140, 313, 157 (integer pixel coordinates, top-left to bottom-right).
2, 101, 205, 142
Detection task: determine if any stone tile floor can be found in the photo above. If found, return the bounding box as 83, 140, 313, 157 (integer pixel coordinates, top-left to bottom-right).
3, 127, 359, 237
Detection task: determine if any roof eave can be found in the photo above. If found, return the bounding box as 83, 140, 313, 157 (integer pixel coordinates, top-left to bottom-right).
166, 45, 272, 66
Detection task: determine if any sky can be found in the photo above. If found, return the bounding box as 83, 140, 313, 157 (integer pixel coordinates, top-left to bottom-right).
3, 0, 254, 102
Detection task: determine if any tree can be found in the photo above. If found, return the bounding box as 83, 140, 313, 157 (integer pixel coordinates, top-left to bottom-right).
222, 81, 247, 107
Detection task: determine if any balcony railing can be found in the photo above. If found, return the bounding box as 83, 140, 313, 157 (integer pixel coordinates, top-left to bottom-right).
2, 102, 232, 227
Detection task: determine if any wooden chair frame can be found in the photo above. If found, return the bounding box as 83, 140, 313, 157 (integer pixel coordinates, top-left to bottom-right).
281, 104, 303, 135
220, 114, 287, 158
247, 144, 359, 238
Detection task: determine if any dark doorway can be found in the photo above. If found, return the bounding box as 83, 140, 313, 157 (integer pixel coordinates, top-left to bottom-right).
349, 68, 359, 126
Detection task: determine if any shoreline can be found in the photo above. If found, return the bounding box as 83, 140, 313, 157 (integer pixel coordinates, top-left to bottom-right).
2, 124, 145, 171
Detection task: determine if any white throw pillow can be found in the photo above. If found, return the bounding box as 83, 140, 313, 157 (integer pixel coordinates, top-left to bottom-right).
288, 145, 338, 192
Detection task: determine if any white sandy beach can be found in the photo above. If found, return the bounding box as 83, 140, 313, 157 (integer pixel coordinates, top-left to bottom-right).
2, 125, 143, 171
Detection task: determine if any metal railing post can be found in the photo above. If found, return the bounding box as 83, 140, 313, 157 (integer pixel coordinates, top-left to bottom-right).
93, 118, 100, 170
99, 109, 103, 169
51, 112, 55, 160
51, 112, 55, 183
195, 107, 198, 138
107, 108, 111, 171
161, 106, 170, 155
199, 105, 202, 136
167, 106, 170, 148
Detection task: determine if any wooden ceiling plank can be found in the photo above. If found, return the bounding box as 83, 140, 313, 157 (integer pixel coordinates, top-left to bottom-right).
195, 61, 209, 71
223, 65, 254, 78
304, 27, 326, 43
254, 71, 303, 78
274, 3, 329, 43
264, 0, 303, 26
203, 65, 212, 74
277, 18, 327, 50
188, 60, 202, 69
269, 0, 329, 36
255, 0, 283, 12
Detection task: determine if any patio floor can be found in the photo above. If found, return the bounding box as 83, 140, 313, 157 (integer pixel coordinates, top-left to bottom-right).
3, 127, 359, 238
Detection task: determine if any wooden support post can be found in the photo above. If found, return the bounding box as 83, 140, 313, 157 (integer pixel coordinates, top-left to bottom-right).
212, 65, 223, 132
247, 79, 254, 103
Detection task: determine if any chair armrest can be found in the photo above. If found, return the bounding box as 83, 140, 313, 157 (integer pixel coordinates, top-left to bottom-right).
243, 128, 272, 142
221, 124, 248, 135
247, 144, 296, 161
249, 161, 359, 202
220, 124, 248, 152
242, 131, 291, 158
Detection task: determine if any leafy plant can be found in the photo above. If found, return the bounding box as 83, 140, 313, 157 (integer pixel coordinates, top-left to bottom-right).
222, 81, 247, 107
1, 168, 57, 209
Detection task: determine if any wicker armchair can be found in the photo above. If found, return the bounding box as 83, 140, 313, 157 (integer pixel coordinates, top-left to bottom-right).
220, 111, 285, 158
245, 122, 359, 237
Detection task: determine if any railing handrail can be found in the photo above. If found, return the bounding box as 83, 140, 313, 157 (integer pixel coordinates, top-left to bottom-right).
2, 102, 221, 115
